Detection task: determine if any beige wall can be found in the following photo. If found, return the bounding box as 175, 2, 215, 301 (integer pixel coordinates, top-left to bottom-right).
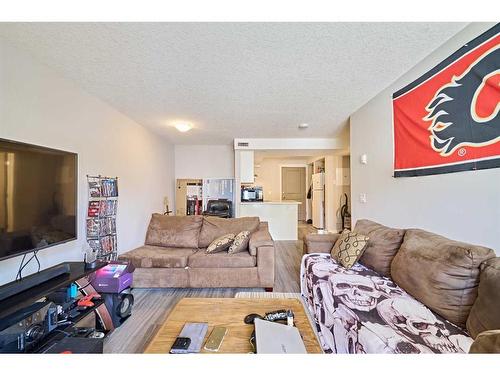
0, 39, 175, 285
350, 23, 499, 252
254, 158, 309, 202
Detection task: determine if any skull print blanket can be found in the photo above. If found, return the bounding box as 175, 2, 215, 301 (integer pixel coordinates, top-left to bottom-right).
300, 253, 473, 354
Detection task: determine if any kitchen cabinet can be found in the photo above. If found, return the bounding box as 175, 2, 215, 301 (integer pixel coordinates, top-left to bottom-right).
239, 150, 255, 184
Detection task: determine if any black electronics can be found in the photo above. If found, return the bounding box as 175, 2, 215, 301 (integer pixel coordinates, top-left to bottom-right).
0, 263, 71, 302
0, 301, 58, 353
0, 138, 77, 262
241, 186, 263, 202
100, 291, 134, 329
170, 337, 191, 353
203, 199, 233, 218
244, 309, 292, 325
41, 337, 104, 354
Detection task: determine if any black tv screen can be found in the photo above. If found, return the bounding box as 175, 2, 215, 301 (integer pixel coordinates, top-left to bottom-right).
0, 138, 77, 261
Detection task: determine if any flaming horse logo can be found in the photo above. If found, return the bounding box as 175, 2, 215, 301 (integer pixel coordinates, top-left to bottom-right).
424, 45, 500, 156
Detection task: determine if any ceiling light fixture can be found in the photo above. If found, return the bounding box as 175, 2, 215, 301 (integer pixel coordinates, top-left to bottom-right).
298, 123, 309, 129
174, 122, 193, 132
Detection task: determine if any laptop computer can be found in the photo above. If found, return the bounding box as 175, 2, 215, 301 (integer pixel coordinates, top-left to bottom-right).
254, 318, 307, 354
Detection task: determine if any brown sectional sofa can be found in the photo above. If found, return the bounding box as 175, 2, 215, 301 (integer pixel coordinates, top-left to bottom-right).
118, 214, 275, 289
304, 219, 500, 353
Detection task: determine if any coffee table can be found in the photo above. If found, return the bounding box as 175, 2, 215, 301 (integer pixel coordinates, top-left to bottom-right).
144, 298, 322, 354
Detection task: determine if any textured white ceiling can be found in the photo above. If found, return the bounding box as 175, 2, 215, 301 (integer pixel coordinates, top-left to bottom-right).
0, 23, 467, 144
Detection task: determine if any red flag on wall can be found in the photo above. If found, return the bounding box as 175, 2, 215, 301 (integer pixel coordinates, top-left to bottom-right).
393, 24, 500, 177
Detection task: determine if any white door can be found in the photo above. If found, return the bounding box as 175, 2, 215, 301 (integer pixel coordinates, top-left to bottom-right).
281, 167, 306, 221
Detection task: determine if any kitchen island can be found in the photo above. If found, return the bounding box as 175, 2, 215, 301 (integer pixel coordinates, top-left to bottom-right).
239, 201, 301, 240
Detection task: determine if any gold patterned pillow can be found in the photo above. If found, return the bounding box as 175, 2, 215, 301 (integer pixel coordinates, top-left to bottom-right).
228, 231, 251, 254
206, 233, 235, 253
331, 230, 369, 268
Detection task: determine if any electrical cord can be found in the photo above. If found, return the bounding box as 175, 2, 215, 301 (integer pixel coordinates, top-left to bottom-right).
16, 253, 28, 281
34, 251, 41, 272
16, 250, 41, 281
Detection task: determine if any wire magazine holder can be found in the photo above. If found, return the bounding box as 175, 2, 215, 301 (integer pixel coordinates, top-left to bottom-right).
86, 175, 118, 261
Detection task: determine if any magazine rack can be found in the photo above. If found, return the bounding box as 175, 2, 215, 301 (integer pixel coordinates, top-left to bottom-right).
86, 175, 118, 261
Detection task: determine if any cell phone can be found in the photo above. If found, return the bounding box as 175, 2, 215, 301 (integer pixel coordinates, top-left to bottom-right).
170, 337, 191, 353
204, 326, 227, 352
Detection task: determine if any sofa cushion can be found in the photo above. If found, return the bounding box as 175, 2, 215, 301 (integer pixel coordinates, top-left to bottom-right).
331, 230, 369, 269
145, 214, 203, 249
198, 216, 260, 248
469, 330, 500, 353
228, 231, 251, 254
354, 219, 406, 277
118, 245, 196, 268
301, 254, 473, 353
390, 229, 495, 327
206, 233, 235, 254
304, 233, 340, 254
467, 258, 500, 338
188, 250, 256, 268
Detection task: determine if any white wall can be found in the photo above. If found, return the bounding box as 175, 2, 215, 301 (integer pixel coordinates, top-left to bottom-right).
350, 23, 500, 252
0, 39, 175, 285
174, 145, 234, 179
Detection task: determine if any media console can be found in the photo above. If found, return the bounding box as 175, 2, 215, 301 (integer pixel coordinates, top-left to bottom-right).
0, 261, 108, 353
0, 263, 71, 303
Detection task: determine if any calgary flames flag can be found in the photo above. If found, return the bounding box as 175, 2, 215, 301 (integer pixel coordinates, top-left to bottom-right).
393, 24, 500, 177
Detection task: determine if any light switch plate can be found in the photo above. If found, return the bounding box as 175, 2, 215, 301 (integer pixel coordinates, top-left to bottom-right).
359, 193, 367, 203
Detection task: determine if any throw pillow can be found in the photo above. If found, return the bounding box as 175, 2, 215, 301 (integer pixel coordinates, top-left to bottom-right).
206, 233, 235, 254
228, 231, 251, 254
331, 230, 369, 269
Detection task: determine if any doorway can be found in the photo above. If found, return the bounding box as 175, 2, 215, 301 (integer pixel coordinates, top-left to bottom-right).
281, 166, 306, 221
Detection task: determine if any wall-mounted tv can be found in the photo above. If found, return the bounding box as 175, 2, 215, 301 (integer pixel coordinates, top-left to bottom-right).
0, 138, 77, 261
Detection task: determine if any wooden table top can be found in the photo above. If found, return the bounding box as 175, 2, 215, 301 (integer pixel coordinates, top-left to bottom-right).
144, 298, 322, 354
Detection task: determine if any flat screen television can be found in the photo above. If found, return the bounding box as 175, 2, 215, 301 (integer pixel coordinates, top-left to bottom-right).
0, 138, 77, 261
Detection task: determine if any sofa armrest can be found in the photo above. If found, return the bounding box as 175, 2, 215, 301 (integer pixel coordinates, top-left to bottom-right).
249, 227, 274, 256
469, 330, 500, 353
304, 233, 340, 254
257, 245, 275, 288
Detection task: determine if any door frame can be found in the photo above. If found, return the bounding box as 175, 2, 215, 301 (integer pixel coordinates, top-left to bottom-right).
279, 164, 308, 221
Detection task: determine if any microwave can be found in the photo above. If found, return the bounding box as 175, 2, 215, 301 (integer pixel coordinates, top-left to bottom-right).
241, 186, 263, 202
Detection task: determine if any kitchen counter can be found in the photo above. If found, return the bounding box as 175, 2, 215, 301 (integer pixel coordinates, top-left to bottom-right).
239, 201, 301, 240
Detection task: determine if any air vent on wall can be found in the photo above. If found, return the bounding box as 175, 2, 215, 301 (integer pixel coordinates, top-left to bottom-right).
237, 142, 249, 147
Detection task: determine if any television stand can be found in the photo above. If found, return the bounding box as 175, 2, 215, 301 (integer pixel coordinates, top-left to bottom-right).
0, 261, 106, 322
0, 263, 71, 302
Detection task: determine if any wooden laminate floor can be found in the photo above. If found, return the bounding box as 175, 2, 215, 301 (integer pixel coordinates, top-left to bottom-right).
103, 240, 305, 353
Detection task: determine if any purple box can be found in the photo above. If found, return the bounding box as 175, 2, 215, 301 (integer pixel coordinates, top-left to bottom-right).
92, 262, 134, 293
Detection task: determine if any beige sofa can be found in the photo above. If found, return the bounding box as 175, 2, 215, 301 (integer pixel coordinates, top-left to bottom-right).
303, 219, 500, 353
118, 214, 275, 290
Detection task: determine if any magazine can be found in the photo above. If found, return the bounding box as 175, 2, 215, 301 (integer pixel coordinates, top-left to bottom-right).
88, 181, 101, 197
88, 201, 100, 217
86, 218, 99, 237
100, 235, 117, 254
100, 178, 118, 197
87, 239, 101, 252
